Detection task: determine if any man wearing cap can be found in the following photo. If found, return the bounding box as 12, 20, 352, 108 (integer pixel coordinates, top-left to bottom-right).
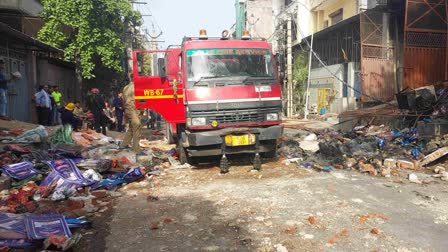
0, 59, 11, 120
120, 79, 142, 153
61, 102, 81, 130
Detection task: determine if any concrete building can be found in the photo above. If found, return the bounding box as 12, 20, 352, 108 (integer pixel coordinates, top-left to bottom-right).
274, 0, 447, 115
0, 0, 78, 122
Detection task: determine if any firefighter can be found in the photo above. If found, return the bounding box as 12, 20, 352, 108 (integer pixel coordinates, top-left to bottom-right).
119, 79, 142, 153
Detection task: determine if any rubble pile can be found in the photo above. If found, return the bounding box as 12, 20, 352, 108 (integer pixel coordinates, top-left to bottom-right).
280, 124, 448, 180
0, 125, 179, 250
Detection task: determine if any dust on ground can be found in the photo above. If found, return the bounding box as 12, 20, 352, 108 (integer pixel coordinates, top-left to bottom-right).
78, 155, 448, 252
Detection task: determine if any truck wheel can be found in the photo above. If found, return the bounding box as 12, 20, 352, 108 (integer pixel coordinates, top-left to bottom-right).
166, 125, 175, 144
261, 140, 278, 159
177, 139, 191, 164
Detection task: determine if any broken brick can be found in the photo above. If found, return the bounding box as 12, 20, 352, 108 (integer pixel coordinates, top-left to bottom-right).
359, 162, 377, 176
208, 167, 220, 172
333, 164, 344, 170
91, 190, 108, 199
371, 228, 379, 235
285, 226, 297, 234
397, 160, 414, 170
91, 198, 111, 208
67, 200, 85, 210
162, 218, 175, 224
381, 167, 391, 177
308, 216, 316, 224
150, 222, 160, 230
383, 159, 397, 169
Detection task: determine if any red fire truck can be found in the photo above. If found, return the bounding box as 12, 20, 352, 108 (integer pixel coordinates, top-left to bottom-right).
132, 30, 283, 173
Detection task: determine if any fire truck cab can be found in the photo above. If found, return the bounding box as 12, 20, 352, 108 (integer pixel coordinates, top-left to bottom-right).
133, 30, 283, 173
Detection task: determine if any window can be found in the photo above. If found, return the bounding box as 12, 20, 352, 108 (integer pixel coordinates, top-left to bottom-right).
185, 48, 276, 88
329, 8, 343, 25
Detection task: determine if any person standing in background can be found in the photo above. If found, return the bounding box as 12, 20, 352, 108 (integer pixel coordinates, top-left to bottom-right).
119, 79, 141, 153
87, 88, 107, 135
113, 92, 124, 132
46, 85, 55, 125
51, 85, 62, 125
0, 59, 11, 120
35, 85, 51, 125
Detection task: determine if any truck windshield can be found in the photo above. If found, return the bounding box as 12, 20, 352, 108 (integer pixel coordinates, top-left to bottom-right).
186, 48, 276, 87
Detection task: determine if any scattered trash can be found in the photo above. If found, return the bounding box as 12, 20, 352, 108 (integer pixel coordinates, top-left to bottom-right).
0, 118, 189, 250
408, 173, 422, 184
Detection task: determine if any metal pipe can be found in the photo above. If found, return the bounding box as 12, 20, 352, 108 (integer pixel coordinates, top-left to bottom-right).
304, 33, 313, 119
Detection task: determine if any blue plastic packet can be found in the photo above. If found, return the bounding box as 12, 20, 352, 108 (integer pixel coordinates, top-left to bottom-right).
65, 217, 91, 228
390, 130, 402, 138
322, 166, 332, 172
411, 148, 421, 159
376, 138, 386, 149
301, 163, 312, 169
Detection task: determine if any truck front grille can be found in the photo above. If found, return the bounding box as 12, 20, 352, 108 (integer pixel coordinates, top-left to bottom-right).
190, 107, 279, 125
210, 113, 265, 124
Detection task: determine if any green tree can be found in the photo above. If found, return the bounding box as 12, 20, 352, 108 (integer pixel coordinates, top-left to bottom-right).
292, 51, 309, 115
38, 0, 141, 79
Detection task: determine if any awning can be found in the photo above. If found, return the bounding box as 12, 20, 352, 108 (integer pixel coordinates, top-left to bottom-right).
299, 14, 360, 42
0, 21, 62, 53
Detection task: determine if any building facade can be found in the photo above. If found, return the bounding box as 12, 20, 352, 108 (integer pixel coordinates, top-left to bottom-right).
0, 0, 78, 122
272, 0, 447, 115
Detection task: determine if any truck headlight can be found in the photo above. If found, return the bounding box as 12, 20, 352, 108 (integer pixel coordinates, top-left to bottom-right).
191, 117, 206, 126
266, 113, 279, 121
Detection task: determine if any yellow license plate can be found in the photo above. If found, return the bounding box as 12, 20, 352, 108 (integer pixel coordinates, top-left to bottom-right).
225, 134, 256, 146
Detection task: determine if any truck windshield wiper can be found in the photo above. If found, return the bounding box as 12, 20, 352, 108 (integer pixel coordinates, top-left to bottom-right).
242, 76, 276, 84
193, 76, 214, 87
193, 75, 228, 87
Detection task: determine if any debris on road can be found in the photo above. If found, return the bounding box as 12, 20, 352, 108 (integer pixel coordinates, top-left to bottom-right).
279, 119, 448, 183
0, 121, 186, 250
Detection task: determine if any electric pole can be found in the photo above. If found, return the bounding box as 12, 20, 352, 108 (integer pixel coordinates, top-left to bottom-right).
286, 15, 293, 117
235, 0, 246, 38
126, 1, 147, 78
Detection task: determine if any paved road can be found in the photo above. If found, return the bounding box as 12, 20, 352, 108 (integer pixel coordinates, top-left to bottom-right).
79, 160, 448, 252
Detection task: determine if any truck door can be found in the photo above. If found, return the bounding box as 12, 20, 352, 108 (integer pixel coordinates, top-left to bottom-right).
132, 50, 185, 123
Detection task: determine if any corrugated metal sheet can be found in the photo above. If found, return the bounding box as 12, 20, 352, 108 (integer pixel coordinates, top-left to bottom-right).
361, 58, 395, 101
404, 47, 447, 88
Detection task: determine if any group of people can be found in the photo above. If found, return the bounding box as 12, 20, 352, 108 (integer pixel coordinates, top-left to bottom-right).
84, 80, 144, 153
34, 84, 63, 126
30, 76, 147, 154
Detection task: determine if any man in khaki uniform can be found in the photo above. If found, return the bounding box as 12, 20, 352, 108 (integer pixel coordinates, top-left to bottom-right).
120, 81, 142, 153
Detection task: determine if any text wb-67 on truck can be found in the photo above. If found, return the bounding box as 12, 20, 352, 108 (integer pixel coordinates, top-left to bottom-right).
132, 30, 283, 173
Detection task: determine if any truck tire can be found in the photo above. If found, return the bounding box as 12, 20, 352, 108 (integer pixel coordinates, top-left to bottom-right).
261, 140, 278, 159
166, 124, 175, 144
177, 138, 190, 164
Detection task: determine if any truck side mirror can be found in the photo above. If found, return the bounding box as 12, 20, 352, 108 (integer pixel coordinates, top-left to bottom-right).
158, 58, 166, 77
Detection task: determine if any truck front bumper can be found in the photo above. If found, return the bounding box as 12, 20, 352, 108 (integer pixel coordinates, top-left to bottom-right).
182, 125, 283, 157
